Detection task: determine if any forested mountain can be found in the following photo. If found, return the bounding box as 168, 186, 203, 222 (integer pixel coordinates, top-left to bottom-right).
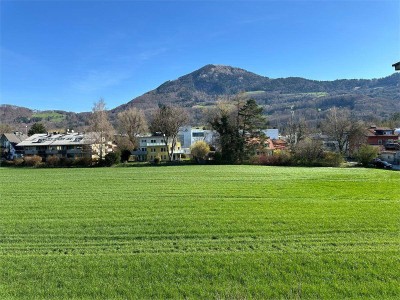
1, 64, 399, 131
112, 64, 400, 127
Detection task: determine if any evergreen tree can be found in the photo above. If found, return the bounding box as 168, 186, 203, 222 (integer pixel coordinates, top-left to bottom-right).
210, 97, 266, 163
28, 122, 46, 136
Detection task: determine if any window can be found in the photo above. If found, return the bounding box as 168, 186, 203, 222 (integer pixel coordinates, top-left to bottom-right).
192, 132, 204, 137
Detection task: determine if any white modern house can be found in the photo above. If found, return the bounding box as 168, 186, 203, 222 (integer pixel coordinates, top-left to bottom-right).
178, 126, 217, 155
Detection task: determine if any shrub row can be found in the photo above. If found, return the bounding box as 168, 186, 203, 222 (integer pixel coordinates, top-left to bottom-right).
4, 155, 93, 168
248, 150, 343, 167
3, 151, 125, 168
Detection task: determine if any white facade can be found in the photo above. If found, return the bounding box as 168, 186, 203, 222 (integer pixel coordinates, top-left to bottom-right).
178, 126, 217, 154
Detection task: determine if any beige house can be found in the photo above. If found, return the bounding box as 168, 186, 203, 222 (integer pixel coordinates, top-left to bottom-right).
133, 135, 184, 162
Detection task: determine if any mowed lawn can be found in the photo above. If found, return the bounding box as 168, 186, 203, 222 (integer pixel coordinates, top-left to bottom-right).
0, 165, 399, 299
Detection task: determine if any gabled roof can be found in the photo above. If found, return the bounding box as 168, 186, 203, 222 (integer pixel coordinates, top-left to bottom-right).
365, 127, 396, 137
392, 62, 400, 70
1, 132, 28, 144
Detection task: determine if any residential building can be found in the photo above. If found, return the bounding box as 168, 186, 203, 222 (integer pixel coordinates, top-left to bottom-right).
310, 133, 340, 152
133, 134, 184, 162
379, 151, 400, 165
365, 126, 399, 146
178, 126, 217, 155
17, 132, 115, 161
246, 137, 287, 156
0, 132, 28, 160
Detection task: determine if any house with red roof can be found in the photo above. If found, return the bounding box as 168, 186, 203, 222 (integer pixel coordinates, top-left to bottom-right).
365, 126, 399, 147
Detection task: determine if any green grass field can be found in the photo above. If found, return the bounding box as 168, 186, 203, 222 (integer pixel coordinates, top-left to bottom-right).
31, 112, 66, 123
0, 166, 399, 299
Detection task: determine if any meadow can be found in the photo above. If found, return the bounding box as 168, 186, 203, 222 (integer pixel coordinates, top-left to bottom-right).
0, 165, 399, 299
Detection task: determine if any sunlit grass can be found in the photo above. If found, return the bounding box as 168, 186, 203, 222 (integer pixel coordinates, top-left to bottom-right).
0, 166, 399, 298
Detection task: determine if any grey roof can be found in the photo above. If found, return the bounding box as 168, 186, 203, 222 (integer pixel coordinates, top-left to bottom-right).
2, 133, 28, 144
17, 132, 100, 147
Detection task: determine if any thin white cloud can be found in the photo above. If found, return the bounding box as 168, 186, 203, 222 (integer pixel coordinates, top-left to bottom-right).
0, 47, 41, 68
71, 69, 132, 93
137, 47, 169, 62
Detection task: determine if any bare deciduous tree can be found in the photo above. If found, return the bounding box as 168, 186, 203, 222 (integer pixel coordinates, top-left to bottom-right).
150, 105, 189, 162
322, 107, 365, 155
89, 98, 114, 160
322, 107, 351, 155
117, 107, 148, 149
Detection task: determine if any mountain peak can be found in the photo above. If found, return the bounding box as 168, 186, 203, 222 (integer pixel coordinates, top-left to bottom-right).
193, 64, 262, 78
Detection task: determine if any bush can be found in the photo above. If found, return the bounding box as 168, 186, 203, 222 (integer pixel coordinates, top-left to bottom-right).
23, 155, 43, 167
355, 145, 379, 166
153, 156, 161, 165
46, 155, 60, 167
258, 151, 292, 166
320, 151, 344, 167
12, 158, 24, 166
209, 152, 223, 164
292, 138, 324, 166
120, 149, 132, 163
190, 141, 210, 163
104, 152, 121, 167
0, 160, 14, 167
74, 157, 92, 167
59, 157, 74, 167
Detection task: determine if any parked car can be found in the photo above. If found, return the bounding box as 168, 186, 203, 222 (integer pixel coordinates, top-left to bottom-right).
371, 158, 393, 170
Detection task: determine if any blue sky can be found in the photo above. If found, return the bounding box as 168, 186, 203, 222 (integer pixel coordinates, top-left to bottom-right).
1, 0, 399, 112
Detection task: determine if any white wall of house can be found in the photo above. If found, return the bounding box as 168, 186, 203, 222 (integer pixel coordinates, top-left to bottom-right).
379, 151, 400, 165
178, 126, 217, 154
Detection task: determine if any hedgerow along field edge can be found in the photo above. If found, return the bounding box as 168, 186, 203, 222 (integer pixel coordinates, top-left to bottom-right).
0, 166, 399, 298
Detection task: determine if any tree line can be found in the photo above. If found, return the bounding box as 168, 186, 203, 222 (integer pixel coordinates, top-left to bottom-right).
20, 95, 400, 167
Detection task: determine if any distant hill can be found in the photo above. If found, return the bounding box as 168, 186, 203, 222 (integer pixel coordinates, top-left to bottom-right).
1, 64, 399, 131
0, 105, 90, 132
112, 64, 400, 126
